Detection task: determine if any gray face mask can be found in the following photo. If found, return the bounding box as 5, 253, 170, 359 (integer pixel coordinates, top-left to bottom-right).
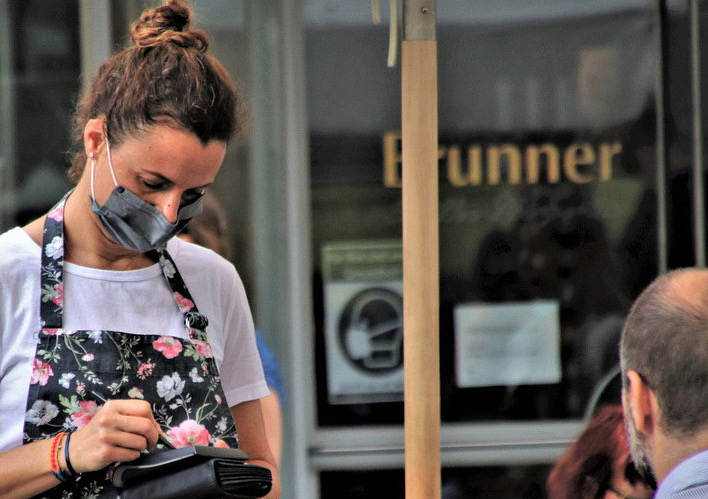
90, 136, 203, 252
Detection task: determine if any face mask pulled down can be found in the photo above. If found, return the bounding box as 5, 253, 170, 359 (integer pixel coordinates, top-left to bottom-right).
90, 136, 203, 252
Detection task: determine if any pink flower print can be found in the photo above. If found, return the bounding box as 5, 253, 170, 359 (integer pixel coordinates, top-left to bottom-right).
71, 400, 100, 429
192, 340, 214, 359
174, 292, 195, 313
167, 420, 211, 448
214, 439, 229, 448
152, 337, 183, 359
76, 383, 86, 396
137, 361, 154, 380
81, 353, 94, 362
52, 283, 63, 307
47, 206, 63, 222
30, 359, 53, 386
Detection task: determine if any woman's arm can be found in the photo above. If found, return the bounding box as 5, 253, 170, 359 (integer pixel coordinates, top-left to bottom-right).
259, 391, 283, 466
0, 438, 65, 499
231, 399, 281, 499
0, 399, 159, 499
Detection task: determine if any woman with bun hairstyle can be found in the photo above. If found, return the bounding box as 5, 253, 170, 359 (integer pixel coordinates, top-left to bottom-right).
0, 1, 279, 497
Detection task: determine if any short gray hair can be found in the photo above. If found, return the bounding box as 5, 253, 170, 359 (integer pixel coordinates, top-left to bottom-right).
620, 268, 708, 438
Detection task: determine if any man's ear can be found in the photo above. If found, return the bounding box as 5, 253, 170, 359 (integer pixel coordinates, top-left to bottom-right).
83, 117, 107, 157
625, 370, 657, 435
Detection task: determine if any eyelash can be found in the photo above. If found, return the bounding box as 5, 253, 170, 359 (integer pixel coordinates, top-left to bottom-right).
142, 180, 204, 203
143, 180, 167, 190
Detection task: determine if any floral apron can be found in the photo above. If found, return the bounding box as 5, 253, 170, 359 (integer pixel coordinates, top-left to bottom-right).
23, 194, 238, 498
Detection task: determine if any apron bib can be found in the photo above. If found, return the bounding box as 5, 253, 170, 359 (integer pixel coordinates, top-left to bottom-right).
23, 194, 238, 498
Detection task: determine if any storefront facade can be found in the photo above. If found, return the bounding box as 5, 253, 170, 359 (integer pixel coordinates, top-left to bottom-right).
0, 1, 704, 497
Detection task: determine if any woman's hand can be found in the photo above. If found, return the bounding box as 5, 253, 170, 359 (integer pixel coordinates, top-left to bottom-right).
64, 399, 160, 473
0, 399, 160, 499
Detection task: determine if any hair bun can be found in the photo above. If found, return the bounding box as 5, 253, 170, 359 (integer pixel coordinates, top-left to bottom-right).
130, 0, 208, 52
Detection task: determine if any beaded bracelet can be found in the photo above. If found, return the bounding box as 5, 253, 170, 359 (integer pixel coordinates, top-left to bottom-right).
64, 429, 79, 478
49, 432, 71, 482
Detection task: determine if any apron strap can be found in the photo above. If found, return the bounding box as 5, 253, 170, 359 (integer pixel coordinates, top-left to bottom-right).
39, 193, 70, 329
149, 248, 210, 341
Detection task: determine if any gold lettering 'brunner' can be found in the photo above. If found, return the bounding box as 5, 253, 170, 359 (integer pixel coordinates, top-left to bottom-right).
383, 131, 622, 188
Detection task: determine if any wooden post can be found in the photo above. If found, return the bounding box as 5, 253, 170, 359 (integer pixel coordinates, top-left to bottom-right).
401, 1, 440, 498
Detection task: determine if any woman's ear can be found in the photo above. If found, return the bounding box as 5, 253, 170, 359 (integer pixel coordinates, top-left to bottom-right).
83, 117, 107, 157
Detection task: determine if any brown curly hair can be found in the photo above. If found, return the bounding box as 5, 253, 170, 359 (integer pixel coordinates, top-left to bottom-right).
67, 0, 247, 183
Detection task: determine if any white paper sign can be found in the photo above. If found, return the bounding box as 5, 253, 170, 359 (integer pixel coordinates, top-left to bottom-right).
454, 300, 561, 388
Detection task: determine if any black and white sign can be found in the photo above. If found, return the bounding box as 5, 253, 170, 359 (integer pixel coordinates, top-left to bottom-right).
322, 240, 404, 405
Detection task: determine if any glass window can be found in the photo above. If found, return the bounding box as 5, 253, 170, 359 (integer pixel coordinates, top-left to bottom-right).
663, 0, 708, 269
307, 0, 658, 427
0, 0, 80, 231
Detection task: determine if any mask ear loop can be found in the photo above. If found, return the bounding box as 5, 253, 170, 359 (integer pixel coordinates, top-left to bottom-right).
90, 129, 119, 205
89, 151, 98, 203
103, 132, 119, 186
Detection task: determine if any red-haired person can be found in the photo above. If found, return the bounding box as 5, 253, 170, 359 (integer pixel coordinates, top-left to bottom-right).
0, 1, 279, 497
547, 405, 654, 499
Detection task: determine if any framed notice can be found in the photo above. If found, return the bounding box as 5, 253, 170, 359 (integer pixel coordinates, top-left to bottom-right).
454, 300, 562, 388
322, 240, 404, 405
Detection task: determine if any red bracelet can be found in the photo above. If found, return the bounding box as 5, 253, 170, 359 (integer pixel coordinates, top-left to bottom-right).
49, 432, 70, 482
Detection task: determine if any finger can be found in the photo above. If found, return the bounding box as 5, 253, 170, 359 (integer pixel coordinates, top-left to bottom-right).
113, 415, 159, 449
110, 446, 144, 463
109, 430, 152, 452
98, 400, 159, 448
104, 399, 154, 418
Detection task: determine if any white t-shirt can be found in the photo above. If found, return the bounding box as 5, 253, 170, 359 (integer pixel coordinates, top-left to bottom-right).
0, 227, 268, 452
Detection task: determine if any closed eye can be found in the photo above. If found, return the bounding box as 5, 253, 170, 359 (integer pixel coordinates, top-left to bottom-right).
143, 179, 169, 190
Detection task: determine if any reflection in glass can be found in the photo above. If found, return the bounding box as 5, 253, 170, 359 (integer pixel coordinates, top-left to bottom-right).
308, 1, 658, 426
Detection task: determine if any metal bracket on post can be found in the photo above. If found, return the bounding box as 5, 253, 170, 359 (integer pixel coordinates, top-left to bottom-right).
403, 0, 436, 41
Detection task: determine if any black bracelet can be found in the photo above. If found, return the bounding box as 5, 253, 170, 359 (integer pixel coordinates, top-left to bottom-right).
50, 467, 71, 482
64, 429, 79, 478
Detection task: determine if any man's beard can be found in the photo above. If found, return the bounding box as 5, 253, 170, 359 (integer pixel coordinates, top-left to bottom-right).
625, 404, 659, 489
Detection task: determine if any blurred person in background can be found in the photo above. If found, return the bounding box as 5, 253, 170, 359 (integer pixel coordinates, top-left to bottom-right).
547, 405, 655, 499
179, 190, 286, 466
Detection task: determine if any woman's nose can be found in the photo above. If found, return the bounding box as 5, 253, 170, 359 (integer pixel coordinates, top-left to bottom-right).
157, 192, 181, 224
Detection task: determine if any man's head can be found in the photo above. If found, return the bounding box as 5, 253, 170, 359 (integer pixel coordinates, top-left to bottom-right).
620, 268, 708, 483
